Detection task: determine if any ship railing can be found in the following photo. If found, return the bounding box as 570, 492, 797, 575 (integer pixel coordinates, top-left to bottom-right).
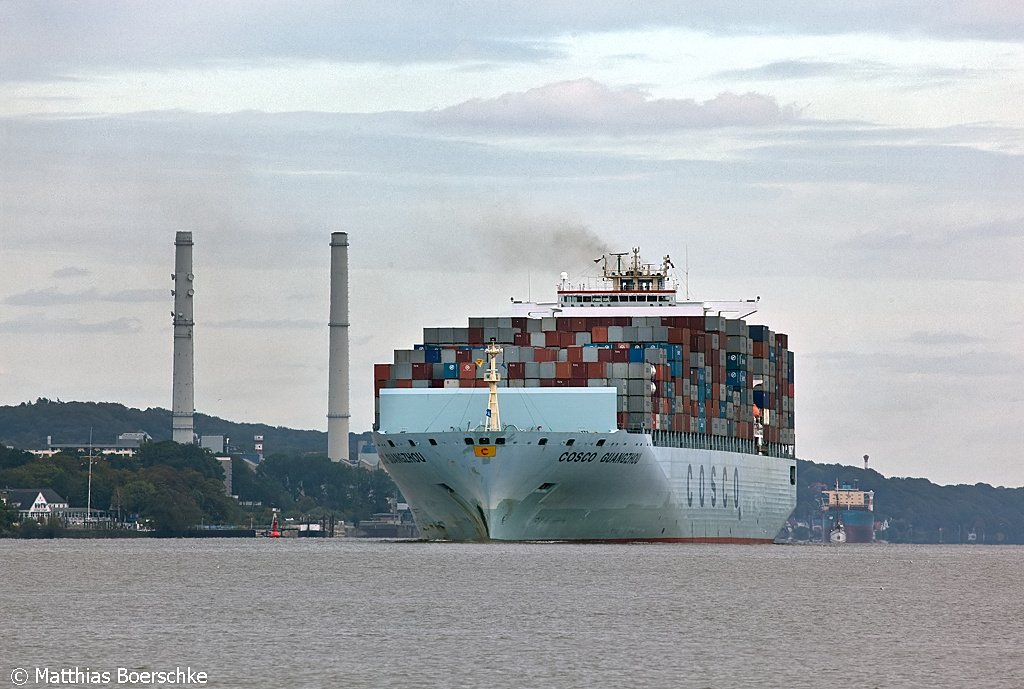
644, 430, 795, 458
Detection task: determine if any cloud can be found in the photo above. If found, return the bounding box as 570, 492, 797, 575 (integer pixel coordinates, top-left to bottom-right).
4, 2, 1024, 81
829, 217, 1024, 282
0, 315, 142, 334
4, 287, 167, 306
803, 347, 1016, 379
207, 319, 322, 330
51, 266, 90, 279
433, 79, 801, 133
899, 331, 989, 346
716, 60, 886, 81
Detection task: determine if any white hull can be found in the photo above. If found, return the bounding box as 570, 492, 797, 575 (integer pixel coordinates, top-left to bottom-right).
374, 428, 796, 542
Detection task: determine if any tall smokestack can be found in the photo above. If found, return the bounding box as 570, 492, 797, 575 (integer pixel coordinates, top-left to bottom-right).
171, 231, 195, 444
328, 232, 350, 462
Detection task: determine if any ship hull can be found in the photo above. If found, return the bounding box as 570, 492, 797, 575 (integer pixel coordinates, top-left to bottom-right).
824, 509, 874, 543
374, 428, 796, 542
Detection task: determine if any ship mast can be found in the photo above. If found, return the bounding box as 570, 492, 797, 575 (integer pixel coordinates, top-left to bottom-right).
484, 337, 502, 432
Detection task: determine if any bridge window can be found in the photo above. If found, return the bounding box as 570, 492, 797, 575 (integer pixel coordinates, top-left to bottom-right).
479, 438, 490, 444
496, 437, 506, 445
596, 438, 606, 447
538, 438, 548, 446
428, 438, 437, 446
565, 438, 575, 446
464, 437, 474, 445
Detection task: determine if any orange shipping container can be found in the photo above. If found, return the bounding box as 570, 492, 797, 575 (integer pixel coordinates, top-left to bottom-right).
591, 326, 609, 343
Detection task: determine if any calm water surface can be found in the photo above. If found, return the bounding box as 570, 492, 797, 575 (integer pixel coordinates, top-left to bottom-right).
2, 540, 1021, 688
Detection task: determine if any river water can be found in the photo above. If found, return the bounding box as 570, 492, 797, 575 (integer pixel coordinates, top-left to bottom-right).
2, 539, 1021, 689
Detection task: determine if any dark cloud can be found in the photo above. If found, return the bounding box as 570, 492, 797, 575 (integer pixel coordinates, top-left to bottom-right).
432, 79, 801, 132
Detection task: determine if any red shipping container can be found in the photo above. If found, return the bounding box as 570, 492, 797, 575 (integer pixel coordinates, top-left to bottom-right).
544, 331, 561, 347
534, 348, 556, 362
555, 361, 572, 378
587, 362, 606, 378
554, 378, 570, 387
559, 332, 575, 348
591, 326, 609, 343
395, 379, 413, 388
511, 317, 527, 330
571, 317, 588, 331
412, 362, 432, 380
431, 379, 444, 388
566, 347, 584, 363
507, 362, 525, 379
598, 348, 613, 363
611, 349, 629, 363
374, 364, 392, 382
556, 318, 573, 333
569, 378, 586, 387
570, 361, 587, 376
459, 362, 476, 380
456, 349, 472, 363
468, 327, 484, 344
513, 332, 529, 346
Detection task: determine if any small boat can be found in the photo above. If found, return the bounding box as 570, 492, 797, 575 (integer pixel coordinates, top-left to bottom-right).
829, 518, 847, 544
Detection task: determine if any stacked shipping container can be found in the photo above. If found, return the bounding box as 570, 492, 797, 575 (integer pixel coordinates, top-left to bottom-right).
374, 315, 795, 448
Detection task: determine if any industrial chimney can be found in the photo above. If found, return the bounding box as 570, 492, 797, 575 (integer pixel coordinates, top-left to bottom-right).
171, 231, 195, 444
327, 232, 350, 462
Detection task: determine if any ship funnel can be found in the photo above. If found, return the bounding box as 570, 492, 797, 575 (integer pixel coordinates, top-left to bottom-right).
171, 231, 195, 444
328, 232, 351, 462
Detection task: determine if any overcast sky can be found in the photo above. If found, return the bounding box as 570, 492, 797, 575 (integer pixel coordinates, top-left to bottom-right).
1, 2, 1022, 485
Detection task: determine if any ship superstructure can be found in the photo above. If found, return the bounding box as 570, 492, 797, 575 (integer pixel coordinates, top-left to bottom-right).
372, 247, 797, 541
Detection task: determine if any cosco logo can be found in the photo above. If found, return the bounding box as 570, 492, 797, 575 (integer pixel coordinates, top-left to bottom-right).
559, 451, 597, 463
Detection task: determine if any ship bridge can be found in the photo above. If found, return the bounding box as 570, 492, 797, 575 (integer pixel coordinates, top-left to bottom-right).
508, 247, 759, 319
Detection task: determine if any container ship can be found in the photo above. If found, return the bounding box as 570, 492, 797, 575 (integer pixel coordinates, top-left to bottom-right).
821, 480, 875, 543
372, 248, 797, 542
